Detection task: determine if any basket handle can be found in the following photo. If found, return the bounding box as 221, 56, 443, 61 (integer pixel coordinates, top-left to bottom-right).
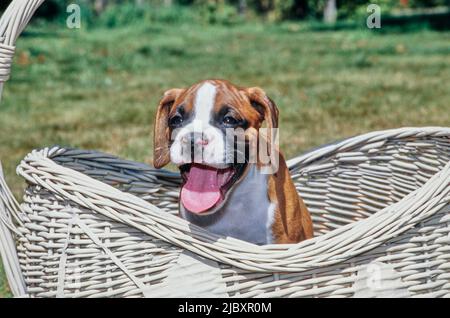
0, 0, 44, 297
0, 0, 45, 102
0, 162, 27, 297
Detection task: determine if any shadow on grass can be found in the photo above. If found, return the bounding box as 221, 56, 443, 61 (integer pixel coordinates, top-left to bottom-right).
305, 11, 450, 33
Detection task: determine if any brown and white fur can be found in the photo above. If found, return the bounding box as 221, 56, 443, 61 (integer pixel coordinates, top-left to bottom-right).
153, 79, 313, 245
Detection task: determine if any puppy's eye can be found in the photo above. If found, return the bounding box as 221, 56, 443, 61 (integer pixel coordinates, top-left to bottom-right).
223, 115, 238, 126
169, 115, 183, 127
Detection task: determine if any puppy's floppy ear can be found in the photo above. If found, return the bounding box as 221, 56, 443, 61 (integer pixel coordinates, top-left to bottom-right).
153, 88, 183, 169
245, 87, 279, 130
245, 87, 280, 170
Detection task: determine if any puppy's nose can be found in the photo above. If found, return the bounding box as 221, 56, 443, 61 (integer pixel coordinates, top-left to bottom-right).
185, 132, 209, 147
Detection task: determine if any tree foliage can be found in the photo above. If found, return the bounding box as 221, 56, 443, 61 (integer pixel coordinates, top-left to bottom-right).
1, 0, 449, 22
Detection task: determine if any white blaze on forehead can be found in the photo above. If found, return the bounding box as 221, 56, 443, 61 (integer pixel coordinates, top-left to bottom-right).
193, 82, 217, 125
170, 81, 226, 167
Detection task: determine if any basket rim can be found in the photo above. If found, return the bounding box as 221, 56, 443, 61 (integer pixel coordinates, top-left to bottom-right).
15, 126, 450, 273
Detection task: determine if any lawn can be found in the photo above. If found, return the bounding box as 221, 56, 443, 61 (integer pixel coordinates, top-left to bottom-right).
0, 20, 449, 297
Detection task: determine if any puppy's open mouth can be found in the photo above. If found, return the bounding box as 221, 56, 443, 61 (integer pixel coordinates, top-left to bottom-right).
179, 163, 247, 214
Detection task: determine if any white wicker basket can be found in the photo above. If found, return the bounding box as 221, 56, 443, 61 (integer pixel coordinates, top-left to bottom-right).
0, 1, 449, 298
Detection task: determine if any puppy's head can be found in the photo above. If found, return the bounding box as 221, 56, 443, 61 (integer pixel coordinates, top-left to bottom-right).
153, 79, 278, 216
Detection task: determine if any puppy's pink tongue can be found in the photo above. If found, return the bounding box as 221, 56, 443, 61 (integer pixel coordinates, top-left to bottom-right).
181, 165, 221, 214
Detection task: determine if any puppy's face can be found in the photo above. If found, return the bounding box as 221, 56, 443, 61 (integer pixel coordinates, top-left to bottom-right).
153, 79, 278, 215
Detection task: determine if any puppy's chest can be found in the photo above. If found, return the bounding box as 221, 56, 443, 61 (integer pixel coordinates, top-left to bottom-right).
201, 167, 276, 245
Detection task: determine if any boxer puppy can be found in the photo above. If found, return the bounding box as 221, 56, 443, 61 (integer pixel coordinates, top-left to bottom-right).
153, 79, 313, 244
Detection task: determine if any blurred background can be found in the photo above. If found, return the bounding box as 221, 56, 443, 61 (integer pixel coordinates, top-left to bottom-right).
0, 0, 449, 297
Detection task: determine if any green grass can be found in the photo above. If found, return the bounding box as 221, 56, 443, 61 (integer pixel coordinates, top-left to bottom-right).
0, 21, 449, 297
0, 262, 10, 297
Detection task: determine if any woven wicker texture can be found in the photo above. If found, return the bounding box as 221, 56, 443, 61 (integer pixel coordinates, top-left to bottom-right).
0, 127, 449, 297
